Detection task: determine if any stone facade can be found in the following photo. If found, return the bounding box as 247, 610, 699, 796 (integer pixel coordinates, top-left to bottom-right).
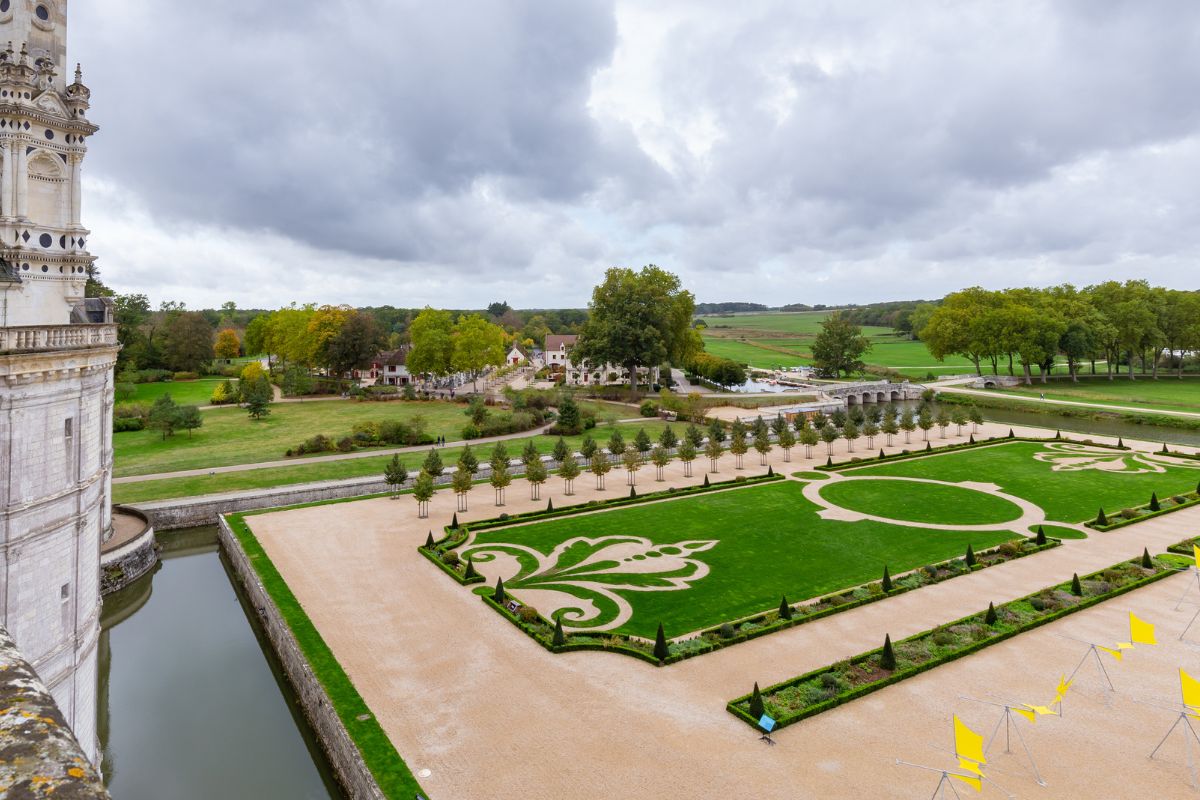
0, 0, 109, 766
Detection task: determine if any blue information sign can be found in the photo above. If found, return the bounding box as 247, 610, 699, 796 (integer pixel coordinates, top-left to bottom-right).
758, 714, 776, 732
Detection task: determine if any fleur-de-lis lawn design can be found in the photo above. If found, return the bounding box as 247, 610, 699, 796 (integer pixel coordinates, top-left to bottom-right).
1033, 442, 1200, 474
462, 536, 718, 632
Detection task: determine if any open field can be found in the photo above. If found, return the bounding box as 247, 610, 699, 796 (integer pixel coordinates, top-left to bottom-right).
111, 420, 676, 503
118, 379, 231, 408
697, 310, 982, 375
465, 480, 1017, 638
993, 376, 1200, 415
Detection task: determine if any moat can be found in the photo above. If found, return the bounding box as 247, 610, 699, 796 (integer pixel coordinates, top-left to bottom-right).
98, 526, 341, 799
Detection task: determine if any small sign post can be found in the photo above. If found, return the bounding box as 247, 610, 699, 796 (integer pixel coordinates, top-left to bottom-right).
758, 714, 776, 746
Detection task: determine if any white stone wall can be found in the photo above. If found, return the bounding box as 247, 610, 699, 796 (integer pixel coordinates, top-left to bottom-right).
1, 344, 116, 764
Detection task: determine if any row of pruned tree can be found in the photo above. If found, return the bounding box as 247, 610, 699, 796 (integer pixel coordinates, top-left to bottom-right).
916, 281, 1200, 383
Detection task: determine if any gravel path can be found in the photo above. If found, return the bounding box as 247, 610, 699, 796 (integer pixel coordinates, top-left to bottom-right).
248, 423, 1200, 798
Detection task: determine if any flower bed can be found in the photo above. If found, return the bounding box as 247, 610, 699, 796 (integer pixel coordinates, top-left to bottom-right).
1089, 490, 1200, 531
727, 556, 1176, 731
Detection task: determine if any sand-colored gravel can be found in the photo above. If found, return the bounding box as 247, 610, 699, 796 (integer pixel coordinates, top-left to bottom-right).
248, 423, 1200, 798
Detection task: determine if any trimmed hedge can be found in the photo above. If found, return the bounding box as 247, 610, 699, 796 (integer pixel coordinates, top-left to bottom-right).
418, 546, 486, 585
727, 556, 1178, 731
226, 514, 427, 799
1088, 491, 1200, 531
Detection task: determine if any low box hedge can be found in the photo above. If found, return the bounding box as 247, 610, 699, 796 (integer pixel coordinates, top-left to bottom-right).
1089, 491, 1200, 532
727, 556, 1177, 731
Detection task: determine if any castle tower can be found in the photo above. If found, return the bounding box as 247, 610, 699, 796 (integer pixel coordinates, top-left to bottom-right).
0, 0, 112, 764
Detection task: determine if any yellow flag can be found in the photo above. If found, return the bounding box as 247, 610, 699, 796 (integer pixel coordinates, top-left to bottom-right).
1013, 707, 1036, 724
1130, 612, 1157, 645
1056, 675, 1073, 696
954, 715, 987, 765
1115, 642, 1134, 650
1181, 669, 1200, 712
958, 758, 984, 776
1026, 704, 1058, 716
1097, 645, 1124, 661
1192, 544, 1199, 566
952, 774, 983, 792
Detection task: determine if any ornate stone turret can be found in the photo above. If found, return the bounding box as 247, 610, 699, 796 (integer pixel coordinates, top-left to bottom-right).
0, 0, 111, 767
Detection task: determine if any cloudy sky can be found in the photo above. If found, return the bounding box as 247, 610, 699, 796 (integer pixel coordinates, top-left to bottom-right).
71, 0, 1200, 310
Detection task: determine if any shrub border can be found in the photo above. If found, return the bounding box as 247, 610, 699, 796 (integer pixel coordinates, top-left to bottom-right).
726, 557, 1177, 731
1088, 491, 1200, 531
225, 512, 427, 799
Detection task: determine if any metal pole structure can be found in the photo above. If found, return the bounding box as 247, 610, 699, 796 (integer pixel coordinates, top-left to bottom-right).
1149, 712, 1200, 790
1174, 566, 1200, 612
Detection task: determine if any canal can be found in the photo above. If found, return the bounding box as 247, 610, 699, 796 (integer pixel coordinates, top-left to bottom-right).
98, 525, 342, 800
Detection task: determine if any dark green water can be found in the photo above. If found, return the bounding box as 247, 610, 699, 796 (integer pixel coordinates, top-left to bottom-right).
98, 526, 342, 799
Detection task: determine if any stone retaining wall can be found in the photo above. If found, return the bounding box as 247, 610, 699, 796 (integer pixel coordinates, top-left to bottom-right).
217, 515, 385, 800
99, 508, 158, 595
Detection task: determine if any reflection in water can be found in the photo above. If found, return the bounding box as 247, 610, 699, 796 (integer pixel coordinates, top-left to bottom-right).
99, 526, 342, 799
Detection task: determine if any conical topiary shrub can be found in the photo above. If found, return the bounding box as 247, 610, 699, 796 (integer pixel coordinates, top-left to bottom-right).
826, 456, 833, 467
493, 576, 506, 603
464, 558, 477, 579
1096, 507, 1108, 526
1008, 428, 1015, 438
424, 531, 435, 549
1117, 437, 1125, 449
965, 544, 976, 568
1035, 525, 1047, 546
985, 602, 997, 626
880, 633, 897, 670
882, 565, 893, 592
703, 474, 710, 487
653, 622, 670, 662
1142, 548, 1153, 569
1150, 492, 1160, 512
879, 449, 885, 459
779, 595, 793, 620
1070, 573, 1082, 596
749, 682, 764, 719
629, 486, 637, 499
547, 498, 554, 513
1162, 443, 1170, 454
552, 618, 565, 647
1055, 430, 1061, 439
451, 512, 459, 529
767, 465, 774, 477
969, 434, 975, 444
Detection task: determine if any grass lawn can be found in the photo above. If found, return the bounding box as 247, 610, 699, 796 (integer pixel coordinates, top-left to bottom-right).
112, 420, 680, 503
114, 399, 475, 477
465, 481, 1016, 638
995, 376, 1200, 414
119, 379, 231, 408
847, 440, 1200, 523
818, 479, 1025, 525
700, 337, 813, 368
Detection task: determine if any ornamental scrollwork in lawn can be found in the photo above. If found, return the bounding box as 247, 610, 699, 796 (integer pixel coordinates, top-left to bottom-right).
463, 536, 717, 632
1033, 442, 1200, 475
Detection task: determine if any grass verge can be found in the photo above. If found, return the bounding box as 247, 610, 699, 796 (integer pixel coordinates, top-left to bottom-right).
225, 513, 427, 799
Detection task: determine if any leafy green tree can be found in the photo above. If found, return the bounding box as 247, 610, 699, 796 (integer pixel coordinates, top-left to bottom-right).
900, 409, 917, 443
552, 437, 570, 464
704, 437, 724, 472
589, 451, 612, 490
677, 439, 697, 477
935, 408, 951, 439
799, 421, 819, 458
811, 311, 871, 378
917, 409, 933, 441
243, 376, 273, 419
323, 310, 386, 377
384, 456, 408, 498
178, 405, 203, 437
685, 423, 705, 448
412, 470, 435, 518
458, 444, 479, 476
651, 445, 671, 480
522, 439, 541, 467
490, 441, 509, 465
607, 428, 625, 456
658, 425, 678, 450
776, 424, 796, 461
707, 418, 725, 444
451, 464, 472, 510
579, 435, 598, 460
525, 457, 547, 500
861, 420, 879, 449
842, 419, 860, 452
622, 445, 642, 485
420, 447, 444, 478
407, 307, 455, 379
634, 428, 652, 460
559, 453, 581, 495
148, 393, 182, 439
573, 265, 700, 394
556, 394, 582, 434
820, 422, 840, 455
452, 313, 507, 390
490, 459, 512, 506
753, 426, 771, 466
880, 415, 898, 447
161, 311, 215, 373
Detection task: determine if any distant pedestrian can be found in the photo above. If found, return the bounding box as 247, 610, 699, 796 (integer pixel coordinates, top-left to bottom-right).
1040, 393, 1044, 400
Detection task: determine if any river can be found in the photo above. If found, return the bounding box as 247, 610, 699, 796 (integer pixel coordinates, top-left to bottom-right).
98, 525, 342, 800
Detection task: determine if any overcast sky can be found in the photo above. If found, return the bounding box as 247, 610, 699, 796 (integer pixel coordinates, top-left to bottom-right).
71, 0, 1200, 310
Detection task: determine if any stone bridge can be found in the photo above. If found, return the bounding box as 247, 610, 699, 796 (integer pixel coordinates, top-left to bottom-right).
819, 380, 926, 407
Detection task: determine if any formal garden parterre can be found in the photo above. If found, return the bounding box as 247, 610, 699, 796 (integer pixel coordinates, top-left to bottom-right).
422, 436, 1200, 663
